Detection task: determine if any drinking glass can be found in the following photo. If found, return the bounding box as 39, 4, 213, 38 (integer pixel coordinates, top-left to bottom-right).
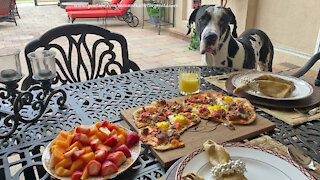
178, 67, 201, 95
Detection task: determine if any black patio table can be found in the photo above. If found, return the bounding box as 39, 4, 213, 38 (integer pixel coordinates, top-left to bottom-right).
0, 66, 319, 180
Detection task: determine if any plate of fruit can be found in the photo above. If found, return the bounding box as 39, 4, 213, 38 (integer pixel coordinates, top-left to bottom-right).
42, 120, 141, 180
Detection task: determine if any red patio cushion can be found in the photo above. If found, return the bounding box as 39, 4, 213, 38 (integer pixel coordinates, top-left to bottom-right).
105, 9, 122, 17
0, 10, 10, 15
65, 0, 121, 12
65, 5, 106, 12
68, 10, 107, 18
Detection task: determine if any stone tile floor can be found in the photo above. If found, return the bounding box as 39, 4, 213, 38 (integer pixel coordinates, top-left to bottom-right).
0, 2, 318, 85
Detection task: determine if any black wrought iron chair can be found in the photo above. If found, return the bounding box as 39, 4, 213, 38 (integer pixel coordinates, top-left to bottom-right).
292, 52, 320, 86
0, 0, 17, 25
21, 24, 140, 90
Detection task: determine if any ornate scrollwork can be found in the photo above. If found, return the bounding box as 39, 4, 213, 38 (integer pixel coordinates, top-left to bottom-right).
0, 82, 67, 138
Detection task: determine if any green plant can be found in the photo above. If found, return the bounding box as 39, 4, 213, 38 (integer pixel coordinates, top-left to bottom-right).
146, 0, 164, 17
189, 27, 200, 51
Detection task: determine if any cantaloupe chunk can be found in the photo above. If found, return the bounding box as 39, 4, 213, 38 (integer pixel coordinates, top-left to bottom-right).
65, 134, 74, 146
80, 152, 94, 164
70, 159, 84, 173
55, 166, 72, 177
96, 144, 112, 153
109, 129, 118, 137
60, 131, 72, 139
81, 165, 89, 180
96, 131, 108, 142
49, 150, 65, 168
116, 127, 128, 138
88, 125, 98, 136
55, 140, 69, 149
67, 141, 83, 152
82, 146, 92, 153
55, 157, 72, 170
95, 122, 101, 129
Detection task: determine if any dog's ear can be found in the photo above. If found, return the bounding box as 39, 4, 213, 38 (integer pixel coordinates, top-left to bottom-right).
226, 7, 238, 38
187, 7, 200, 35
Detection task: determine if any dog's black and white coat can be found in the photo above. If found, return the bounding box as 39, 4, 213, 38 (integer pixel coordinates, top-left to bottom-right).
187, 5, 274, 71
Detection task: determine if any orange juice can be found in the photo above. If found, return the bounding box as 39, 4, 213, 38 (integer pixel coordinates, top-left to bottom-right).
178, 73, 200, 95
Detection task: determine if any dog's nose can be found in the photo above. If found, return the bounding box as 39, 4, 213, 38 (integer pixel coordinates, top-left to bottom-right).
205, 33, 217, 45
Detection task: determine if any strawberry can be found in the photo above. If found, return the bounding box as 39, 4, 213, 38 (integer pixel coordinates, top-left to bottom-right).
108, 124, 119, 131
113, 144, 131, 157
90, 139, 101, 151
125, 131, 140, 148
103, 136, 118, 147
75, 125, 91, 135
71, 133, 81, 144
94, 149, 108, 163
101, 120, 110, 128
71, 149, 85, 161
101, 161, 118, 176
71, 170, 83, 180
72, 133, 90, 146
87, 160, 101, 176
99, 127, 110, 137
64, 147, 79, 158
79, 133, 90, 146
107, 151, 126, 167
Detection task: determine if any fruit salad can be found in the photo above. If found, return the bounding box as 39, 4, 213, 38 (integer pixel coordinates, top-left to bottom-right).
45, 120, 140, 179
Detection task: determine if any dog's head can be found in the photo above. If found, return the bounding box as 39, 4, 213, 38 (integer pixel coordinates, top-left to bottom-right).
187, 5, 237, 55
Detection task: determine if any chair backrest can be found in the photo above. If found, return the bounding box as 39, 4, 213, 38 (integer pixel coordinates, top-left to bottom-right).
22, 24, 140, 90
117, 0, 135, 13
0, 0, 12, 15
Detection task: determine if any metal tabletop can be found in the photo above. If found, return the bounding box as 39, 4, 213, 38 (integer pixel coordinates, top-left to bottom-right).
0, 66, 319, 180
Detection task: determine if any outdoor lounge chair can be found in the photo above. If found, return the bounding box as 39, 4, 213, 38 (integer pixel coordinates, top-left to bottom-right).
67, 0, 139, 27
65, 0, 121, 12
0, 0, 17, 25
21, 23, 140, 90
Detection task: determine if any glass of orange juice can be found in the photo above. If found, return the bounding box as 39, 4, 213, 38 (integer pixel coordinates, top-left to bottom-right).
178, 67, 201, 95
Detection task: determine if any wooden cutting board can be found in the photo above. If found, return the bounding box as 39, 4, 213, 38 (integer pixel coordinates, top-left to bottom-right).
120, 91, 275, 168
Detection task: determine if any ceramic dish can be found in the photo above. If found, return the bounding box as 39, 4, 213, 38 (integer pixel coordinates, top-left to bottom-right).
232, 72, 313, 100
42, 130, 141, 180
175, 143, 315, 180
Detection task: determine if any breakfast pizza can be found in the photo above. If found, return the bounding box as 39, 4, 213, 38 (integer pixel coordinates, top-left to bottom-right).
132, 91, 256, 151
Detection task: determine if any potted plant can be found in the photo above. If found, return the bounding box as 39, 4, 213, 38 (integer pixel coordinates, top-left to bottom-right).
146, 0, 164, 25
189, 26, 200, 50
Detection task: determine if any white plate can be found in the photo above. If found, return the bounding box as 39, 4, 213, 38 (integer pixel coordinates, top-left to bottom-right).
175, 143, 315, 180
42, 129, 141, 180
232, 72, 313, 100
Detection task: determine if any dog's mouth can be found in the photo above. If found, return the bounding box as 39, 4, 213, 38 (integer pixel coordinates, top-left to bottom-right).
201, 45, 217, 55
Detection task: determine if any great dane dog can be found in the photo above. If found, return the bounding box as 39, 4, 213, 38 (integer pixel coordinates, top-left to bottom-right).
187, 5, 274, 71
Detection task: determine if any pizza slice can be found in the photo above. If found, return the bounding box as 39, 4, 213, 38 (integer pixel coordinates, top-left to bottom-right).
139, 125, 185, 151
185, 92, 216, 105
226, 97, 256, 125
215, 95, 256, 125
133, 105, 167, 128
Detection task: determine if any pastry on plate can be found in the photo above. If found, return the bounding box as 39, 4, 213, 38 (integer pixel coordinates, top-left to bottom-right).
203, 140, 247, 180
